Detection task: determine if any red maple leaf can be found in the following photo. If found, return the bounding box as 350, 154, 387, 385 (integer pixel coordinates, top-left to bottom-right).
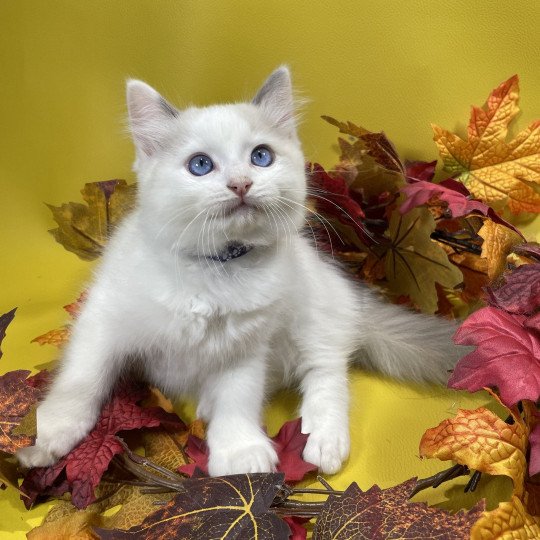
486, 263, 540, 315
179, 418, 317, 483
449, 307, 540, 406
21, 380, 185, 509
400, 179, 492, 218
405, 160, 437, 183
308, 163, 370, 241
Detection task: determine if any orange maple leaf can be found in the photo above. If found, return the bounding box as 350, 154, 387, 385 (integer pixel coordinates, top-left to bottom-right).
433, 75, 540, 214
419, 405, 528, 497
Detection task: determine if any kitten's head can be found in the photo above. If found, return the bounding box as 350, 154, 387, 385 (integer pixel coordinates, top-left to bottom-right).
126, 67, 306, 256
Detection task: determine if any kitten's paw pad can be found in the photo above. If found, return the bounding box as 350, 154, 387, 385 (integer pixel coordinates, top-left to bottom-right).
209, 444, 279, 476
17, 445, 57, 468
303, 428, 350, 475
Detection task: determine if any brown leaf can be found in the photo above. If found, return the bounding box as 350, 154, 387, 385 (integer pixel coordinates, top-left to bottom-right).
382, 207, 463, 313
0, 370, 40, 454
95, 473, 290, 539
0, 308, 16, 359
313, 478, 485, 539
48, 180, 136, 260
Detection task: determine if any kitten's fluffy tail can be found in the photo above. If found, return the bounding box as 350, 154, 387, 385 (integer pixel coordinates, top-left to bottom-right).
353, 288, 465, 384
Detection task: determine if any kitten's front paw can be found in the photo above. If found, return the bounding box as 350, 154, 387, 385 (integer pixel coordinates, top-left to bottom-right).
303, 426, 350, 475
17, 445, 57, 468
208, 443, 279, 476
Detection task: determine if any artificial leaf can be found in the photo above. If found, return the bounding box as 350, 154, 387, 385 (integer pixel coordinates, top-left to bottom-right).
0, 369, 40, 454
470, 496, 540, 539
48, 180, 136, 260
284, 517, 308, 540
478, 219, 524, 280
447, 251, 489, 304
381, 207, 463, 313
449, 307, 540, 406
529, 423, 540, 477
486, 263, 540, 315
432, 75, 540, 214
271, 418, 317, 483
21, 381, 185, 509
419, 406, 527, 496
309, 164, 369, 244
32, 326, 71, 347
400, 180, 492, 218
179, 418, 316, 483
0, 307, 16, 359
322, 116, 404, 174
95, 473, 290, 539
28, 483, 173, 539
405, 160, 437, 183
313, 477, 485, 539
513, 242, 540, 262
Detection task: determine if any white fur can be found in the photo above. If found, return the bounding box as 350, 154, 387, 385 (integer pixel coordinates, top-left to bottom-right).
18, 67, 462, 475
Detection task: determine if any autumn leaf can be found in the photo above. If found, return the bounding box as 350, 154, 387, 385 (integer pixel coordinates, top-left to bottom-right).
449, 307, 540, 407
447, 251, 489, 304
95, 473, 291, 539
470, 496, 540, 539
419, 406, 527, 497
48, 180, 136, 260
179, 418, 316, 484
32, 292, 88, 347
379, 207, 463, 313
400, 180, 492, 218
313, 477, 485, 539
0, 370, 40, 454
486, 263, 540, 315
478, 219, 524, 280
433, 75, 540, 214
28, 482, 175, 540
21, 381, 185, 509
0, 308, 16, 359
405, 160, 437, 183
322, 116, 404, 175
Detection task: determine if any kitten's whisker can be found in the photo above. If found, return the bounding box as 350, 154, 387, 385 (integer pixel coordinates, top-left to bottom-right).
275, 196, 343, 257
274, 197, 319, 258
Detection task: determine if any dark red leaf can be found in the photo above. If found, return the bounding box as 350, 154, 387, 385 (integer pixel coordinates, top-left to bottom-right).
284, 516, 309, 539
0, 308, 16, 359
405, 160, 437, 183
272, 418, 317, 483
529, 421, 540, 476
513, 242, 540, 262
486, 263, 540, 315
179, 418, 316, 484
21, 380, 185, 509
449, 307, 540, 406
26, 369, 51, 391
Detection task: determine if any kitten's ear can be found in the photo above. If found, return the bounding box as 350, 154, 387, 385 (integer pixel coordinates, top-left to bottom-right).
252, 66, 296, 132
126, 79, 178, 158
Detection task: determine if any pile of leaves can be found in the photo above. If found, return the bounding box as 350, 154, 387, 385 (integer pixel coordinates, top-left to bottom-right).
1, 74, 539, 538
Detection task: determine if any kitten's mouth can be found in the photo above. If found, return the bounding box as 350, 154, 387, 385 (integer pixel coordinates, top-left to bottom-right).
221, 200, 257, 218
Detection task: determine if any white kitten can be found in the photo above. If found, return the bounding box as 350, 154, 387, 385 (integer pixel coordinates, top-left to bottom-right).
18, 67, 462, 476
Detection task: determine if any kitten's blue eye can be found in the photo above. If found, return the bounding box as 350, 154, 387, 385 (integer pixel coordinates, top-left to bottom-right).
251, 146, 273, 167
188, 154, 213, 176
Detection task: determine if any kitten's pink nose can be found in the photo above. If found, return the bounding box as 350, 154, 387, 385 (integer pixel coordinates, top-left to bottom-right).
227, 177, 253, 198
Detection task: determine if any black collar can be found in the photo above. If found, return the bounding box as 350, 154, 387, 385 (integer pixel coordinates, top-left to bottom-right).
206, 242, 253, 263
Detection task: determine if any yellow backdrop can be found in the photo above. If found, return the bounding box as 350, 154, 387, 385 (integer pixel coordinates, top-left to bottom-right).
1, 1, 538, 536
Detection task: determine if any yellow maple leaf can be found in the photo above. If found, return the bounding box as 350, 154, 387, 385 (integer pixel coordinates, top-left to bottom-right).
433, 75, 540, 214
419, 406, 528, 498
478, 219, 523, 280
470, 496, 540, 540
